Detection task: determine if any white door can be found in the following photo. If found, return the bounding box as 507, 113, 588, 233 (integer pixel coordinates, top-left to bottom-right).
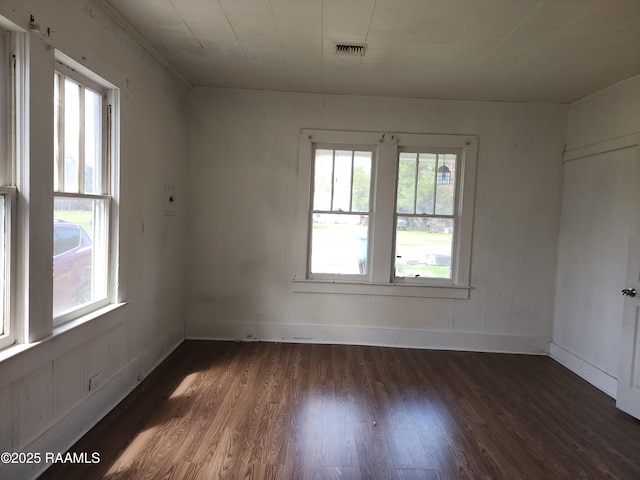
617, 144, 640, 419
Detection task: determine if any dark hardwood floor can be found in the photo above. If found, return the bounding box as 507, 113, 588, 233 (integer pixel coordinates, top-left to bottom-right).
40, 340, 640, 480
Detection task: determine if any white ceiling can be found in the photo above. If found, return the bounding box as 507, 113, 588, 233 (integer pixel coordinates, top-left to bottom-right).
105, 0, 640, 103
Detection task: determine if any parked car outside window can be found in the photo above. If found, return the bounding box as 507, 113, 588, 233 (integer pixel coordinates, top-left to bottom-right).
53, 220, 92, 315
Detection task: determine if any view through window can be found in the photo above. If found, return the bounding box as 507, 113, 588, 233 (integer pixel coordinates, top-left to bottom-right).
394, 151, 458, 280
298, 129, 477, 294
310, 148, 373, 276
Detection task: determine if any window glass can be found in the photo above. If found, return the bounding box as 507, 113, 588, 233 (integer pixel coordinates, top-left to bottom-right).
435, 153, 457, 215
352, 152, 371, 212
63, 78, 80, 193
397, 153, 416, 214
416, 153, 436, 214
313, 149, 333, 211
53, 196, 109, 318
84, 88, 102, 194
395, 217, 454, 279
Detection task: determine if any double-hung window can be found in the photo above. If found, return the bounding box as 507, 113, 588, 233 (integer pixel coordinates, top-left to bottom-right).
53, 58, 117, 324
0, 26, 18, 349
295, 130, 477, 299
394, 149, 459, 282
310, 146, 373, 277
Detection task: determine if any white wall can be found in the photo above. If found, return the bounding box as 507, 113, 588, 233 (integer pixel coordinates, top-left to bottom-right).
187, 88, 567, 353
551, 75, 640, 398
0, 2, 189, 479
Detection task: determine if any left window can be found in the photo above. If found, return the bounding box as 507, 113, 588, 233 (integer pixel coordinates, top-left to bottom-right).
53, 62, 114, 324
0, 26, 17, 349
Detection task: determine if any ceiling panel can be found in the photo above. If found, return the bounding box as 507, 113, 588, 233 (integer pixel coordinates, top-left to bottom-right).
106, 0, 640, 103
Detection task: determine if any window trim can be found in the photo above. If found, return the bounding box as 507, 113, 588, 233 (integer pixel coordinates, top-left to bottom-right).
293, 129, 478, 299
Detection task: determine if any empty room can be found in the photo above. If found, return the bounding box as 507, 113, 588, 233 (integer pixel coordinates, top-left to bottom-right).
1, 0, 640, 479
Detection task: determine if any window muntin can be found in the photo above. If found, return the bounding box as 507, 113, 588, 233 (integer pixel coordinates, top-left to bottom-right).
53, 66, 112, 323
394, 151, 459, 281
309, 147, 373, 277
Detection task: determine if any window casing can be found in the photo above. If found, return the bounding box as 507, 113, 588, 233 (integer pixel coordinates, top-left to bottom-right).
294, 130, 478, 299
53, 60, 116, 325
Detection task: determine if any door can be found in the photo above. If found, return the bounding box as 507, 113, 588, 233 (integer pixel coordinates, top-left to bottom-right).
617, 144, 640, 419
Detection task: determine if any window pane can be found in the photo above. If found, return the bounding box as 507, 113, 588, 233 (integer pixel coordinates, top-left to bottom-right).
311, 213, 368, 275
53, 196, 109, 317
64, 79, 80, 193
435, 154, 457, 215
54, 73, 60, 191
416, 153, 436, 214
394, 216, 454, 279
352, 151, 371, 212
313, 149, 333, 211
397, 153, 416, 214
332, 150, 352, 212
0, 196, 5, 335
84, 88, 102, 194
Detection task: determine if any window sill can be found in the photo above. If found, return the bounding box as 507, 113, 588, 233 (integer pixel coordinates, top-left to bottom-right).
52, 302, 127, 336
0, 302, 127, 366
292, 279, 470, 299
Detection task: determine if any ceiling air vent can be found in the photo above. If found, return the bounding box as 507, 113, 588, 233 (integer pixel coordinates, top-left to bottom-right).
335, 43, 367, 57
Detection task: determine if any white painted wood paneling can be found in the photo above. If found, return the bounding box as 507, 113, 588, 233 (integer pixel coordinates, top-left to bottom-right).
0, 384, 11, 452
553, 148, 635, 379
52, 347, 85, 419
186, 88, 566, 350
0, 2, 190, 478
554, 75, 640, 399
11, 364, 53, 448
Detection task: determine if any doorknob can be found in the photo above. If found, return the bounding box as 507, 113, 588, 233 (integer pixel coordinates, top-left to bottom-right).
622, 288, 637, 297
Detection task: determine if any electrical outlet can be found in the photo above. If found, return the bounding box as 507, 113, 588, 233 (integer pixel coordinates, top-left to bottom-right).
88, 373, 101, 391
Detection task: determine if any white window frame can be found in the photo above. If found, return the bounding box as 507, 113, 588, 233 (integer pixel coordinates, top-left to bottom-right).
53, 52, 119, 327
308, 142, 376, 281
293, 129, 478, 299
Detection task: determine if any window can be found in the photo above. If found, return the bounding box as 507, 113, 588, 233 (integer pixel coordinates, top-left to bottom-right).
0, 26, 17, 349
394, 150, 458, 282
53, 58, 117, 324
294, 130, 477, 299
310, 147, 373, 277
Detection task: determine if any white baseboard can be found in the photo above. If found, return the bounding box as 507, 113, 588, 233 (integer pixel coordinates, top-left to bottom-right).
187, 321, 550, 355
5, 324, 185, 480
549, 342, 618, 398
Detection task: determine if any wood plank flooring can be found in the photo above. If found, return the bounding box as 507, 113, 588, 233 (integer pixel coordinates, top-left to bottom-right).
40, 341, 640, 479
